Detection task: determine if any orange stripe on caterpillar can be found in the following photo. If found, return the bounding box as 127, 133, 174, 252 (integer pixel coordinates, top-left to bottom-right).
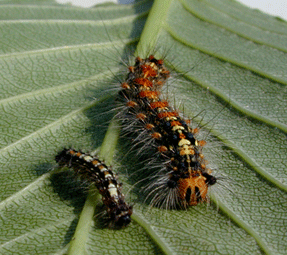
150, 101, 168, 109
126, 101, 138, 108
141, 64, 157, 77
134, 78, 153, 88
145, 123, 155, 130
151, 132, 162, 139
158, 145, 168, 152
138, 91, 159, 99
170, 121, 182, 127
198, 140, 207, 146
179, 133, 186, 139
128, 66, 135, 73
121, 82, 130, 89
157, 111, 179, 119
136, 113, 147, 120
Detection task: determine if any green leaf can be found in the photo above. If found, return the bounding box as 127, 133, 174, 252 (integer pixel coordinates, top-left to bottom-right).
0, 0, 286, 254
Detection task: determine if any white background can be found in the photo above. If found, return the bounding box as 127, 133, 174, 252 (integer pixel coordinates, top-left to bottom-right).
56, 0, 287, 21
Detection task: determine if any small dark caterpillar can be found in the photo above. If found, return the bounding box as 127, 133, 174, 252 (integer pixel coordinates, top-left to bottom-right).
55, 148, 133, 227
117, 55, 217, 209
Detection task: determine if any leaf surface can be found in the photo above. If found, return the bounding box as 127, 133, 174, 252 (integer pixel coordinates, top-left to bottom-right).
0, 0, 286, 254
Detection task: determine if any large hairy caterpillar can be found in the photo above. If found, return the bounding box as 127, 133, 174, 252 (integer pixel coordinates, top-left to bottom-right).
117, 55, 217, 209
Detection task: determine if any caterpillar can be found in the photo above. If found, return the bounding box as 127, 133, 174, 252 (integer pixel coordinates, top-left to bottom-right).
55, 148, 133, 227
117, 55, 217, 209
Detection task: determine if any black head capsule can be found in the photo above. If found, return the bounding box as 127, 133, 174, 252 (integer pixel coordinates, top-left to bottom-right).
117, 215, 132, 227
113, 203, 133, 227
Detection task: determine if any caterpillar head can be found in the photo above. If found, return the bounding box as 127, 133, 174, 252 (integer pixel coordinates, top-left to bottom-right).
178, 172, 216, 206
